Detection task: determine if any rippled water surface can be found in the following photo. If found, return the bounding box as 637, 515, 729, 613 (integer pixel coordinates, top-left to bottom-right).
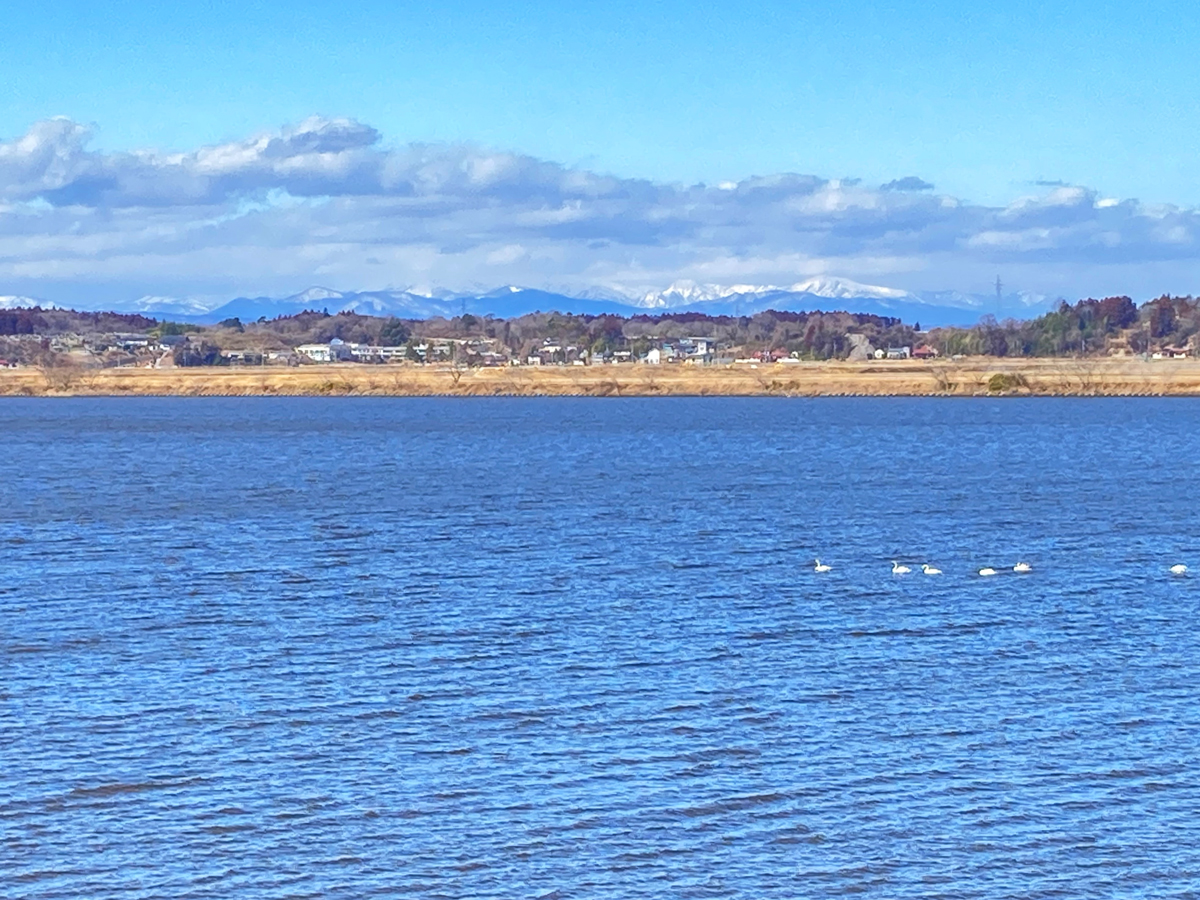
4, 397, 1200, 898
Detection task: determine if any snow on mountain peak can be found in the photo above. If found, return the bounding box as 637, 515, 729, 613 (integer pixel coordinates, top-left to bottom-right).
293, 286, 345, 303
639, 276, 916, 308
126, 295, 215, 315
0, 295, 53, 310
640, 281, 775, 307
786, 277, 915, 301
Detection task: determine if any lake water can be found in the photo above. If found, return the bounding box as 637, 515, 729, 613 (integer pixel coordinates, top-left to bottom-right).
3, 397, 1200, 898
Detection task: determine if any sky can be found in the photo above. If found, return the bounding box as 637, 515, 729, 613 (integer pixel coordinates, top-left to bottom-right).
2, 0, 1199, 306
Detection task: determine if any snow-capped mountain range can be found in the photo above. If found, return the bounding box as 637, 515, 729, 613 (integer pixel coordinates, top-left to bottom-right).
638, 277, 914, 307
1, 277, 1055, 327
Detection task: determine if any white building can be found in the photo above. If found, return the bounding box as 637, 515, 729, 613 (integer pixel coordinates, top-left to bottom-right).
296, 337, 411, 362
350, 345, 408, 361
295, 339, 352, 362
296, 343, 334, 362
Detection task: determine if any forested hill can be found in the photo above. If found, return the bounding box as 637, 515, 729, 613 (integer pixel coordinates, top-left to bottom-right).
934, 295, 1197, 357
0, 307, 158, 336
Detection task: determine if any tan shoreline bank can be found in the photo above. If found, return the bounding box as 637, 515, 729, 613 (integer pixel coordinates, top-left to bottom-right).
4, 358, 1200, 397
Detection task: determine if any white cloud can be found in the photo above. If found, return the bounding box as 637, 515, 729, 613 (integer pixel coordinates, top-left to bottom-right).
1, 116, 1199, 304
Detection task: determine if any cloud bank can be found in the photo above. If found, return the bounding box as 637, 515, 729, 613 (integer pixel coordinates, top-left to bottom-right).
1, 116, 1198, 305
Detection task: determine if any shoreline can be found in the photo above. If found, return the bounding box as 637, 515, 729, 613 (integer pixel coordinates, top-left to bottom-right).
3, 358, 1200, 397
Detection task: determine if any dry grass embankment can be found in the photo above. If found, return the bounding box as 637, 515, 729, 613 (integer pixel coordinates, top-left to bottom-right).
5, 358, 1200, 397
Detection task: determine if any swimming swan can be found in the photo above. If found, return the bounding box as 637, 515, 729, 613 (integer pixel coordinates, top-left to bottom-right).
814, 559, 832, 573
892, 561, 912, 575
921, 564, 942, 575
1013, 562, 1032, 573
978, 567, 998, 577
1171, 564, 1189, 575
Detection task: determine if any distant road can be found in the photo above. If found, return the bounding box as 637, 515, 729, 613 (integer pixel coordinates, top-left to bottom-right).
3, 358, 1200, 397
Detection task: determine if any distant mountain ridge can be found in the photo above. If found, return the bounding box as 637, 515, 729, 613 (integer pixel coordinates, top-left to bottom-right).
1, 278, 1056, 327
1, 295, 62, 311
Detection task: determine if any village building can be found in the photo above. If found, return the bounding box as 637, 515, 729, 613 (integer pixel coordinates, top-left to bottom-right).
225, 350, 264, 365
295, 342, 338, 363
112, 333, 153, 350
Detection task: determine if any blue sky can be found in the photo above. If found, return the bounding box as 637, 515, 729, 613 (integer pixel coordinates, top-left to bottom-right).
6, 0, 1199, 203
2, 0, 1199, 305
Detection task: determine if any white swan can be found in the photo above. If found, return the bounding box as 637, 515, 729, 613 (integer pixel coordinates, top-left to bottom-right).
1013, 562, 1032, 573
921, 564, 942, 575
892, 561, 911, 575
1170, 564, 1188, 575
978, 567, 998, 577
814, 558, 832, 573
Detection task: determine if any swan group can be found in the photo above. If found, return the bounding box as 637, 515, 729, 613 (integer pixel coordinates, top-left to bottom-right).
807, 559, 1190, 577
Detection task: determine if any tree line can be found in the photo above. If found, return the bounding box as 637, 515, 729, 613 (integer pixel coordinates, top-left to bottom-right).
5, 295, 1200, 363
927, 295, 1198, 358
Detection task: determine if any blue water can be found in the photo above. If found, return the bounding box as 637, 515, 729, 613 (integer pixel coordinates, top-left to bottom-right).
3, 397, 1200, 898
